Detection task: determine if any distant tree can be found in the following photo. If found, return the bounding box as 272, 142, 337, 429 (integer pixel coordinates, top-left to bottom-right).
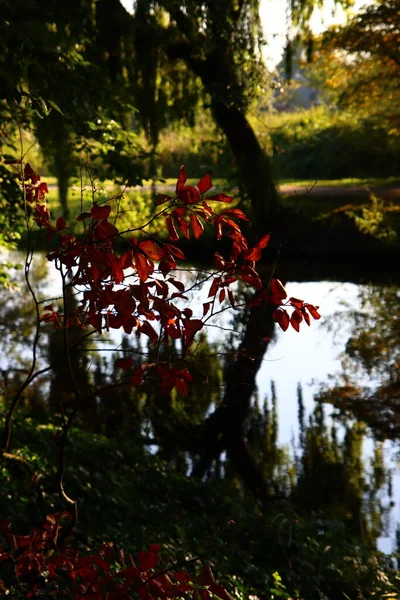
308, 0, 400, 127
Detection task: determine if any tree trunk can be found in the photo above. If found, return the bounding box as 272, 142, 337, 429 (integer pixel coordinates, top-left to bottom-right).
213, 102, 279, 229
163, 27, 282, 499
191, 299, 277, 498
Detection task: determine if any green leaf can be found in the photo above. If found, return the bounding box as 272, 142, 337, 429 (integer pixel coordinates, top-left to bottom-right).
47, 99, 63, 114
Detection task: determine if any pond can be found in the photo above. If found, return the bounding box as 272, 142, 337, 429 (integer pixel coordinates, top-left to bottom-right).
1, 249, 399, 553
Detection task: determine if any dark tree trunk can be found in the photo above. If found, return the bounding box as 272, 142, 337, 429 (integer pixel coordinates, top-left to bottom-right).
213, 102, 279, 229
35, 112, 73, 219
191, 300, 277, 499
163, 19, 282, 500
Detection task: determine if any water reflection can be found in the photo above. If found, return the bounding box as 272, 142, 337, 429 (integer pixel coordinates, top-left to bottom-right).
1, 252, 398, 551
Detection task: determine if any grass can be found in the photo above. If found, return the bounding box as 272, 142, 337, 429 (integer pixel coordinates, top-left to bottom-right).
278, 176, 400, 188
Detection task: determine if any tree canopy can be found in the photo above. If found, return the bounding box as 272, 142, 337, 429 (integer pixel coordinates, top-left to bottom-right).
309, 0, 400, 127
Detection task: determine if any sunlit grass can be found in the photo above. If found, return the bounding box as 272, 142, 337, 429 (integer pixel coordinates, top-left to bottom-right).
279, 176, 400, 188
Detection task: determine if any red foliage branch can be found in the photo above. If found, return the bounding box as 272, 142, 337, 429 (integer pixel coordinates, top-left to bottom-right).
21, 163, 320, 397
0, 513, 232, 599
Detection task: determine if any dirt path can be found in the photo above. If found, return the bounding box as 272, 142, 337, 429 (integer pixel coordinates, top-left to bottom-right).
279, 182, 400, 200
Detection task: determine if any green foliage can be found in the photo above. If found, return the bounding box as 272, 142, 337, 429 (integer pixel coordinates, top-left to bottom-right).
1, 409, 399, 600
345, 193, 397, 242
257, 107, 400, 180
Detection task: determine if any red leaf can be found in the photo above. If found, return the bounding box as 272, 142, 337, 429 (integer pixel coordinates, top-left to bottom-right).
258, 233, 271, 249
270, 278, 287, 301
198, 564, 216, 587
290, 309, 303, 332
177, 217, 190, 240
171, 207, 188, 217
120, 565, 140, 578
197, 173, 213, 195
302, 308, 311, 326
177, 185, 200, 205
206, 193, 233, 203
244, 234, 270, 262
175, 378, 189, 396
272, 308, 290, 332
203, 302, 211, 316
208, 277, 220, 298
201, 201, 213, 216
138, 321, 158, 344
91, 203, 111, 219
176, 165, 187, 192
289, 297, 304, 310
220, 208, 248, 221
159, 257, 174, 276
189, 214, 205, 239
96, 220, 119, 239
183, 318, 203, 347
108, 254, 124, 284
168, 278, 185, 292
219, 288, 226, 303
135, 253, 154, 282
120, 249, 133, 269
244, 246, 262, 262
166, 216, 180, 241
137, 549, 159, 570
214, 217, 223, 240
177, 367, 192, 381
213, 253, 225, 269
131, 366, 146, 386
164, 244, 186, 260
305, 303, 321, 320
76, 211, 91, 221
114, 358, 134, 369
139, 240, 164, 260
228, 289, 235, 307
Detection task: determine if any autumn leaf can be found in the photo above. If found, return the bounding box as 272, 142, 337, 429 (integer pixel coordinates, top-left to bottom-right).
290, 309, 303, 332
176, 165, 187, 191
139, 240, 165, 260
289, 297, 305, 310
114, 357, 134, 369
138, 321, 158, 344
220, 208, 248, 221
76, 212, 91, 221
91, 203, 111, 219
244, 234, 270, 262
135, 253, 154, 282
120, 249, 133, 269
95, 220, 119, 239
175, 378, 189, 396
197, 173, 213, 195
272, 308, 290, 332
164, 244, 186, 259
305, 303, 321, 320
166, 216, 180, 241
177, 185, 200, 205
206, 193, 233, 203
190, 213, 205, 239
208, 277, 221, 298
183, 318, 203, 347
270, 278, 287, 301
